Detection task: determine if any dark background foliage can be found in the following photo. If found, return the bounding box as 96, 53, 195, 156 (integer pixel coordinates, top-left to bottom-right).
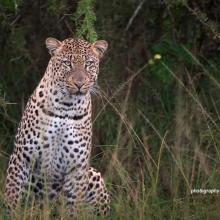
0, 0, 220, 219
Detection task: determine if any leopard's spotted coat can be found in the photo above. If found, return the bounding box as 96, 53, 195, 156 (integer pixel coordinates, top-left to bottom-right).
4, 37, 110, 216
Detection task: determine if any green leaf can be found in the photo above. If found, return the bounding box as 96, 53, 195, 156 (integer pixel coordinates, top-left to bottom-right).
73, 0, 97, 42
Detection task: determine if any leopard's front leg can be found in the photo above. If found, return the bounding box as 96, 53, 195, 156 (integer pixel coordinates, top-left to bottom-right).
4, 152, 33, 212
63, 166, 89, 216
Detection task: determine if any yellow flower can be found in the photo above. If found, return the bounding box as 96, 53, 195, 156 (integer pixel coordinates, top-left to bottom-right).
148, 59, 154, 65
154, 54, 162, 60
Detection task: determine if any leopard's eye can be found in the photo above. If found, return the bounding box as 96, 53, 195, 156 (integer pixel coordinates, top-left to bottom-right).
85, 60, 94, 66
62, 60, 71, 66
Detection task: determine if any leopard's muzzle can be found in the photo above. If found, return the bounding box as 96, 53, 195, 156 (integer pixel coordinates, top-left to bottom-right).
66, 68, 90, 95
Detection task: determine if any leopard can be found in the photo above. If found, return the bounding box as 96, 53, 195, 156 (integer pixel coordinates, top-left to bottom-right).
4, 36, 110, 216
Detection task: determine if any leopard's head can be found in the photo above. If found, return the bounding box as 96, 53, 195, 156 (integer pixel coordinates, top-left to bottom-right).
45, 37, 108, 96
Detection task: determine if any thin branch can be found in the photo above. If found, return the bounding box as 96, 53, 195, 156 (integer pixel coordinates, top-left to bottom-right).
125, 0, 146, 32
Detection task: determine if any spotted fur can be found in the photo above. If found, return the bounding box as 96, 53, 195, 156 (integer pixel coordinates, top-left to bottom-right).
4, 37, 110, 216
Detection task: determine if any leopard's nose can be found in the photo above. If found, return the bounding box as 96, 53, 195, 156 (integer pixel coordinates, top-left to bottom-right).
74, 81, 84, 89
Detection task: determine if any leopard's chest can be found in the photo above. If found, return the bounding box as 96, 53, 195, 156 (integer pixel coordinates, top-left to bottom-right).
19, 107, 92, 178
36, 115, 91, 175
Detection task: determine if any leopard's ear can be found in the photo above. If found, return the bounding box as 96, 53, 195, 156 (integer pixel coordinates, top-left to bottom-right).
92, 40, 108, 59
45, 37, 62, 56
